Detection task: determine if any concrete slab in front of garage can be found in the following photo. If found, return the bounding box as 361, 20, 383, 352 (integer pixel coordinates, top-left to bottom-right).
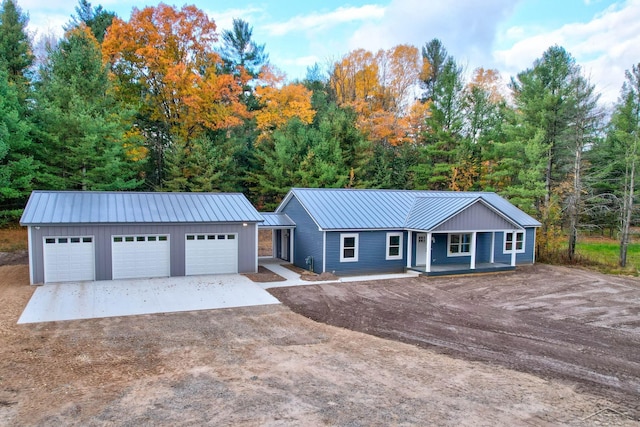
18, 274, 280, 324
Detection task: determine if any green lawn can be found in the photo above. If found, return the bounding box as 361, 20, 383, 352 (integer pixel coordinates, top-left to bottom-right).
575, 240, 640, 275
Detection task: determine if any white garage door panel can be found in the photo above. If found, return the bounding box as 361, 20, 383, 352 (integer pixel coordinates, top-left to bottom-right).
43, 237, 94, 283
112, 235, 170, 280
185, 234, 238, 275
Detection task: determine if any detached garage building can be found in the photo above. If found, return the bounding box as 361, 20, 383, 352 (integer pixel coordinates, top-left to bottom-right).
20, 191, 263, 284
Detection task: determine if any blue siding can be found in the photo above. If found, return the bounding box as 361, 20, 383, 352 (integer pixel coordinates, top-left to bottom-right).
281, 196, 324, 273
325, 230, 406, 275
493, 228, 536, 264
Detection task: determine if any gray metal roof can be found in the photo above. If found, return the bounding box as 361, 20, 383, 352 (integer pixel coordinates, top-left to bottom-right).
20, 191, 264, 225
258, 213, 296, 228
277, 188, 541, 230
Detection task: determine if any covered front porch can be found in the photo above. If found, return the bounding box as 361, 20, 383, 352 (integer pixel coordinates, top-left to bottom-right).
405, 229, 522, 276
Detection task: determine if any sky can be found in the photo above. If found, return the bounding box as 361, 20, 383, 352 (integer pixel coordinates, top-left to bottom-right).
17, 0, 640, 107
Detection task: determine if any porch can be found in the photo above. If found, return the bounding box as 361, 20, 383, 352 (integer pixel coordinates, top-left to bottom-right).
409, 262, 515, 276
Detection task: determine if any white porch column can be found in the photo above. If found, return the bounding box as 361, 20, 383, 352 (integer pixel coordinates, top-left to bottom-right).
490, 232, 495, 264
406, 230, 413, 269
510, 230, 517, 266
425, 232, 432, 273
470, 231, 477, 270
272, 230, 277, 258
289, 229, 294, 263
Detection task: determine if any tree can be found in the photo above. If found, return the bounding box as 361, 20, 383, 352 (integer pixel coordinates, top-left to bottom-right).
420, 38, 448, 101
219, 18, 268, 79
34, 25, 143, 191
607, 64, 640, 267
66, 0, 116, 43
0, 67, 35, 222
102, 4, 250, 185
565, 75, 601, 261
0, 0, 34, 99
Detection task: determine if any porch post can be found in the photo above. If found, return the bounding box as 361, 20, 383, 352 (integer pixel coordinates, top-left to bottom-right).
470, 231, 477, 270
272, 230, 277, 258
289, 228, 294, 263
406, 230, 413, 269
425, 232, 432, 273
490, 232, 495, 264
510, 230, 517, 267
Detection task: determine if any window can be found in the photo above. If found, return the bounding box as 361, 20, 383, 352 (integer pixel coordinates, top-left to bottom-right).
340, 233, 359, 262
504, 231, 525, 253
448, 233, 471, 256
386, 232, 403, 260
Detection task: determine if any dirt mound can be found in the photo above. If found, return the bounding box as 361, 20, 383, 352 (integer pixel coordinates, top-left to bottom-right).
0, 251, 28, 266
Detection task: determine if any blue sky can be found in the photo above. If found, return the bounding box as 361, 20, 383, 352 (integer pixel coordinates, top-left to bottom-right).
20, 0, 640, 106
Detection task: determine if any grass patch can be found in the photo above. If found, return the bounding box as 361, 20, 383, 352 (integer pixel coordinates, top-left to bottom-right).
573, 238, 640, 276
0, 227, 28, 252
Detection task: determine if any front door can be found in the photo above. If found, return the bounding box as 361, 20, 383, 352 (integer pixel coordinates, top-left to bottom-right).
416, 233, 427, 266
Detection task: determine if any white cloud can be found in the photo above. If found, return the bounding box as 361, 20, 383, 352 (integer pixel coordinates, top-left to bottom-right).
264, 5, 385, 36
494, 0, 640, 106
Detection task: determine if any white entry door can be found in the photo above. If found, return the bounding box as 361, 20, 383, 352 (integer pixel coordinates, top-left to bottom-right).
43, 236, 95, 283
112, 235, 170, 280
185, 233, 238, 275
416, 233, 427, 266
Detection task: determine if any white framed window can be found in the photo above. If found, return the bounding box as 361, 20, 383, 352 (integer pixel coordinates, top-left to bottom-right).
503, 231, 525, 253
340, 233, 359, 262
386, 232, 403, 260
448, 233, 471, 256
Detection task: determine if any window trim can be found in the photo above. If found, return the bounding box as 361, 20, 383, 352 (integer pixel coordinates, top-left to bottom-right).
503, 231, 525, 254
386, 232, 403, 260
447, 233, 472, 257
340, 233, 359, 262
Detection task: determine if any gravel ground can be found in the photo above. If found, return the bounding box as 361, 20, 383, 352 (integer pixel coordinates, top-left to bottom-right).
0, 261, 638, 426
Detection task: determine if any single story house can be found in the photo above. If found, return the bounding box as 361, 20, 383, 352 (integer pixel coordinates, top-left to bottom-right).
270, 188, 541, 276
20, 191, 263, 284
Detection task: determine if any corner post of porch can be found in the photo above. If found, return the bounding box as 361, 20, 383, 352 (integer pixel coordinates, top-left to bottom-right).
510, 230, 517, 266
425, 232, 432, 273
490, 232, 495, 264
470, 231, 477, 270
406, 230, 413, 269
289, 228, 294, 263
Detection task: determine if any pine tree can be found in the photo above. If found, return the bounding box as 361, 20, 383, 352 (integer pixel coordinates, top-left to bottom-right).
0, 0, 34, 101
33, 25, 143, 191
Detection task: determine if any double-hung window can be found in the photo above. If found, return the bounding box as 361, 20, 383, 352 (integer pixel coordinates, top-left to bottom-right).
504, 231, 525, 253
340, 233, 359, 262
386, 232, 403, 260
448, 233, 471, 256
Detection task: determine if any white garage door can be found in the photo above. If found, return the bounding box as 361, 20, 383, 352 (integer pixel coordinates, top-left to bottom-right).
185, 233, 238, 275
43, 236, 95, 283
112, 235, 170, 280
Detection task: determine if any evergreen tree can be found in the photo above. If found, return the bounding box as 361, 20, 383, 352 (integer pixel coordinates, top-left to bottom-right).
0, 0, 34, 100
33, 25, 143, 191
66, 0, 116, 43
421, 38, 448, 101
0, 67, 35, 223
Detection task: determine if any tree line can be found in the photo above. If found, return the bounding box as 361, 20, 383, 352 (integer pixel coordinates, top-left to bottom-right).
0, 1, 638, 265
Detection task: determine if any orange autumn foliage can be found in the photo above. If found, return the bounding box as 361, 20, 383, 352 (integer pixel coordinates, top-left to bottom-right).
254, 66, 315, 138
102, 3, 249, 140
330, 45, 427, 146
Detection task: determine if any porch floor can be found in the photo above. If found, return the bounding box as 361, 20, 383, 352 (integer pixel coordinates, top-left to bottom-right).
410, 262, 515, 276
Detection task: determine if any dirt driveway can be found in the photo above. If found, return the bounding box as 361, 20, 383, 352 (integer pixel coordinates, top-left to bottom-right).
1, 262, 639, 426
270, 264, 640, 422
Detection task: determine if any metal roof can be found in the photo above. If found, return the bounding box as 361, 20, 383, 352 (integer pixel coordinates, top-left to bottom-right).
277, 188, 541, 230
258, 213, 296, 228
20, 191, 264, 225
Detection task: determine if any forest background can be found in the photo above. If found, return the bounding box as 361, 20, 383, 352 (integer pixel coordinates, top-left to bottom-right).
1, 1, 639, 267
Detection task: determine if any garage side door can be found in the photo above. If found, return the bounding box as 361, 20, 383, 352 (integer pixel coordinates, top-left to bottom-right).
43, 236, 95, 283
112, 235, 170, 280
185, 234, 238, 275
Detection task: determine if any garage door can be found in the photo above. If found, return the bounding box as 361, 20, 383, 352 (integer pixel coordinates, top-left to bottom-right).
43, 236, 95, 283
112, 235, 170, 280
185, 233, 238, 275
